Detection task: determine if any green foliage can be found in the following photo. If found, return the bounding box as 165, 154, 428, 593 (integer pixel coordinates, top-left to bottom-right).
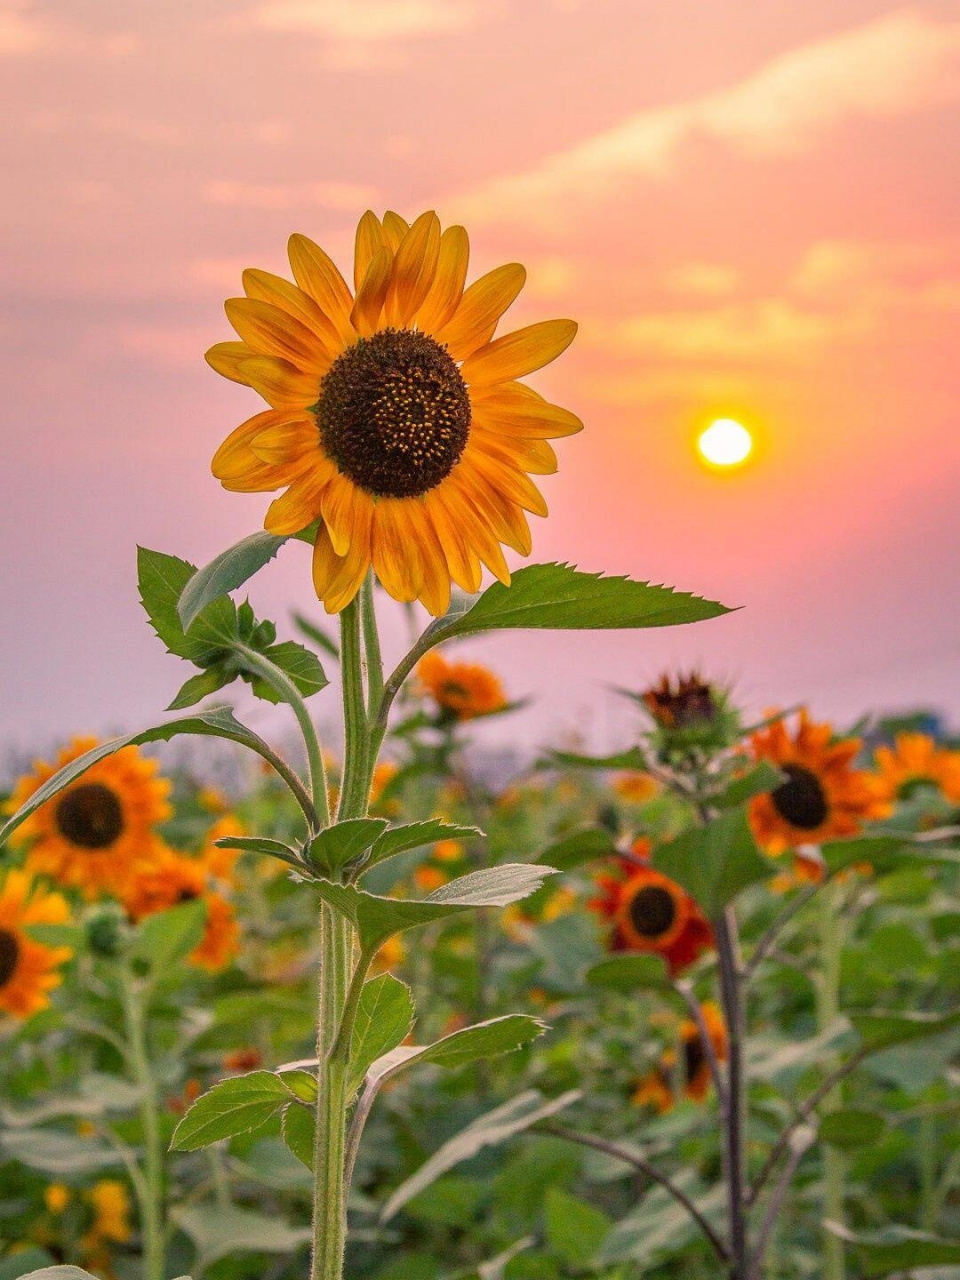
308, 817, 390, 874
364, 819, 484, 871
170, 1070, 302, 1150
585, 954, 670, 991
177, 530, 288, 629
131, 898, 208, 970
544, 1188, 611, 1266
653, 808, 773, 916
824, 1223, 960, 1274
349, 975, 416, 1093
818, 1108, 887, 1149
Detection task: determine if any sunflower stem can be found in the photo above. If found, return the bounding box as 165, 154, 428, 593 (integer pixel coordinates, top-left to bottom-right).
118, 965, 165, 1280
817, 879, 847, 1280
716, 905, 749, 1279
360, 573, 384, 720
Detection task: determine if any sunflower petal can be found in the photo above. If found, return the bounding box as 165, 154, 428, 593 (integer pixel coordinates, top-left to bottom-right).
434, 264, 526, 360
354, 211, 386, 292
288, 234, 355, 343
372, 500, 423, 602
239, 355, 318, 409
471, 428, 558, 475
417, 225, 469, 334
471, 381, 584, 438
350, 247, 392, 337
225, 298, 329, 373
424, 487, 483, 593
213, 409, 302, 479
381, 210, 410, 252
384, 210, 441, 328
461, 319, 578, 386
242, 269, 342, 354
250, 416, 319, 464
206, 341, 255, 384
468, 448, 549, 517
312, 514, 372, 614
264, 473, 327, 535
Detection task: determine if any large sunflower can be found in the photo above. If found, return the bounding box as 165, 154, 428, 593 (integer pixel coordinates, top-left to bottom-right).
7, 739, 172, 900
874, 733, 960, 805
750, 711, 890, 853
0, 870, 72, 1019
207, 210, 580, 615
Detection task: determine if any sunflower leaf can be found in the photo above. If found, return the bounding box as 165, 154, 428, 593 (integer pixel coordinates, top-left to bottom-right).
178, 531, 288, 629
534, 827, 619, 870
170, 1070, 293, 1150
167, 667, 236, 710
823, 1223, 960, 1275
132, 898, 209, 970
652, 809, 773, 917
424, 563, 730, 642
242, 641, 328, 703
363, 819, 483, 872
348, 974, 416, 1094
138, 547, 238, 664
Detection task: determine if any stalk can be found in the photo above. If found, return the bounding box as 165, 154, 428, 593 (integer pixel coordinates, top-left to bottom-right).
119, 968, 165, 1280
716, 905, 748, 1278
817, 880, 846, 1280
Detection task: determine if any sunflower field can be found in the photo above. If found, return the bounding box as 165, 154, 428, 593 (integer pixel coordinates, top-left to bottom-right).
1, 212, 958, 1280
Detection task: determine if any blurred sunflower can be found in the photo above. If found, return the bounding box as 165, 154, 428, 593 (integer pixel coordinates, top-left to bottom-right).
632, 1066, 673, 1114
0, 870, 72, 1019
418, 649, 507, 721
7, 739, 172, 899
874, 733, 960, 804
207, 210, 580, 615
750, 711, 889, 854
613, 771, 659, 803
633, 1001, 728, 1112
124, 846, 239, 972
199, 814, 245, 882
590, 840, 713, 976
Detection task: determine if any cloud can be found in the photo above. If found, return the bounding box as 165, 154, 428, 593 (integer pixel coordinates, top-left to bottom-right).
201, 180, 380, 211
456, 9, 960, 226
0, 1, 51, 54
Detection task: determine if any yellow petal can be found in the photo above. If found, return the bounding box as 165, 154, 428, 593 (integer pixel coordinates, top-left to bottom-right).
320, 473, 364, 557
354, 211, 386, 292
417, 225, 469, 334
424, 488, 483, 593
461, 319, 578, 387
470, 381, 584, 438
225, 297, 329, 372
264, 473, 327, 535
467, 447, 549, 517
444, 474, 514, 582
434, 264, 526, 361
453, 457, 534, 553
384, 211, 441, 328
381, 211, 410, 252
405, 504, 452, 616
371, 500, 422, 602
249, 416, 319, 464
312, 514, 372, 614
242, 269, 342, 354
213, 409, 301, 479
239, 355, 318, 409
206, 341, 255, 384
288, 234, 355, 344
471, 428, 558, 475
350, 247, 392, 337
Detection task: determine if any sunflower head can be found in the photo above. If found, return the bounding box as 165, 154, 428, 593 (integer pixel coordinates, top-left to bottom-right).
0, 870, 72, 1019
679, 1001, 728, 1102
750, 710, 891, 854
641, 672, 740, 759
206, 210, 580, 616
873, 733, 960, 805
417, 649, 508, 722
123, 845, 239, 973
632, 1067, 674, 1114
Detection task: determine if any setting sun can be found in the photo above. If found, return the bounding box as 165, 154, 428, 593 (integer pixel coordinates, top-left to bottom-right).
697, 418, 754, 469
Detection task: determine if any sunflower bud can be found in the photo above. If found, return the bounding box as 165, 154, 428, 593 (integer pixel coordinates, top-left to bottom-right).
641, 672, 740, 759
84, 902, 131, 958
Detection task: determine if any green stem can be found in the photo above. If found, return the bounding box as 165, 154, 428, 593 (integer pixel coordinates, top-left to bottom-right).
336, 598, 373, 822
234, 641, 330, 827
360, 574, 384, 719
818, 880, 846, 1280
716, 906, 748, 1279
119, 969, 165, 1280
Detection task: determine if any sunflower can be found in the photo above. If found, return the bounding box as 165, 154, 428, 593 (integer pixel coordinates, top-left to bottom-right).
206, 210, 580, 615
590, 840, 714, 976
417, 649, 508, 721
123, 846, 239, 973
874, 733, 960, 804
632, 1067, 674, 1114
750, 711, 890, 854
613, 771, 659, 803
7, 738, 172, 900
0, 870, 72, 1019
643, 673, 719, 729
199, 814, 244, 883
678, 1001, 728, 1102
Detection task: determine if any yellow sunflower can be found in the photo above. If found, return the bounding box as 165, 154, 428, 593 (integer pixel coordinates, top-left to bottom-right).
417, 649, 508, 720
750, 711, 890, 854
207, 210, 580, 615
7, 738, 172, 900
874, 733, 960, 804
123, 846, 239, 973
0, 870, 72, 1019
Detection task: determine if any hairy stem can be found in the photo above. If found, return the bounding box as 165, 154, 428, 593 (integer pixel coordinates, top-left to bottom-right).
818, 881, 847, 1280
119, 970, 165, 1280
716, 906, 748, 1278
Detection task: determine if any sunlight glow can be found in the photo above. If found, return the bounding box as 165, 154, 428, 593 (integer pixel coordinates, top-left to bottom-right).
697, 418, 754, 468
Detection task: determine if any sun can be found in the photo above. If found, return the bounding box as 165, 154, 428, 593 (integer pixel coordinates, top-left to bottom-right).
697, 418, 753, 469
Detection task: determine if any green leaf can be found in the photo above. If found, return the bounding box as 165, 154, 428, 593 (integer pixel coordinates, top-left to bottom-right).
426, 563, 730, 641
0, 706, 308, 846
0, 1129, 124, 1175
314, 864, 559, 951
170, 1071, 293, 1150
599, 1177, 725, 1265
379, 1014, 545, 1081
712, 761, 786, 808
749, 1021, 853, 1082
0, 1255, 57, 1280
178, 531, 288, 629
545, 1188, 611, 1267
820, 836, 914, 875
365, 819, 483, 871
851, 1009, 960, 1052
292, 612, 340, 659
171, 1202, 310, 1267
277, 1069, 318, 1103
535, 827, 619, 870
138, 547, 237, 663
380, 1089, 581, 1222
585, 954, 670, 992
348, 974, 415, 1094
818, 1109, 887, 1149
281, 1101, 315, 1170
544, 747, 648, 772
824, 1223, 960, 1276
653, 809, 773, 917
131, 898, 208, 970
245, 640, 328, 703
308, 818, 390, 874
213, 834, 304, 869
167, 667, 235, 710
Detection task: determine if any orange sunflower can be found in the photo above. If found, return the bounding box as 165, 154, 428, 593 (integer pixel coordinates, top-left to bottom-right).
417, 649, 508, 720
590, 840, 714, 976
633, 1000, 728, 1112
207, 210, 580, 615
749, 711, 890, 854
123, 846, 239, 973
874, 733, 960, 805
0, 870, 72, 1018
7, 738, 172, 900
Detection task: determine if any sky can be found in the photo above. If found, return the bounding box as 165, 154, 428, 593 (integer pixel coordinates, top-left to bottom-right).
2, 0, 960, 765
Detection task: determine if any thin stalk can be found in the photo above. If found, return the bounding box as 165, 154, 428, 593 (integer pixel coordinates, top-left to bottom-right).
919, 1112, 938, 1232
360, 574, 384, 719
119, 969, 165, 1280
817, 881, 846, 1280
672, 978, 728, 1114
234, 642, 329, 826
716, 905, 748, 1279
336, 598, 373, 822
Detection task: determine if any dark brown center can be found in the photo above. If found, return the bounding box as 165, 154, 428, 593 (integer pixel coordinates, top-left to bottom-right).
316, 327, 471, 498
684, 1034, 706, 1083
0, 929, 19, 989
54, 783, 124, 849
628, 885, 677, 939
770, 764, 829, 830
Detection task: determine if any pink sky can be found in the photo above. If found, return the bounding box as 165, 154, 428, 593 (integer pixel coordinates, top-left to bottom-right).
3, 0, 960, 759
